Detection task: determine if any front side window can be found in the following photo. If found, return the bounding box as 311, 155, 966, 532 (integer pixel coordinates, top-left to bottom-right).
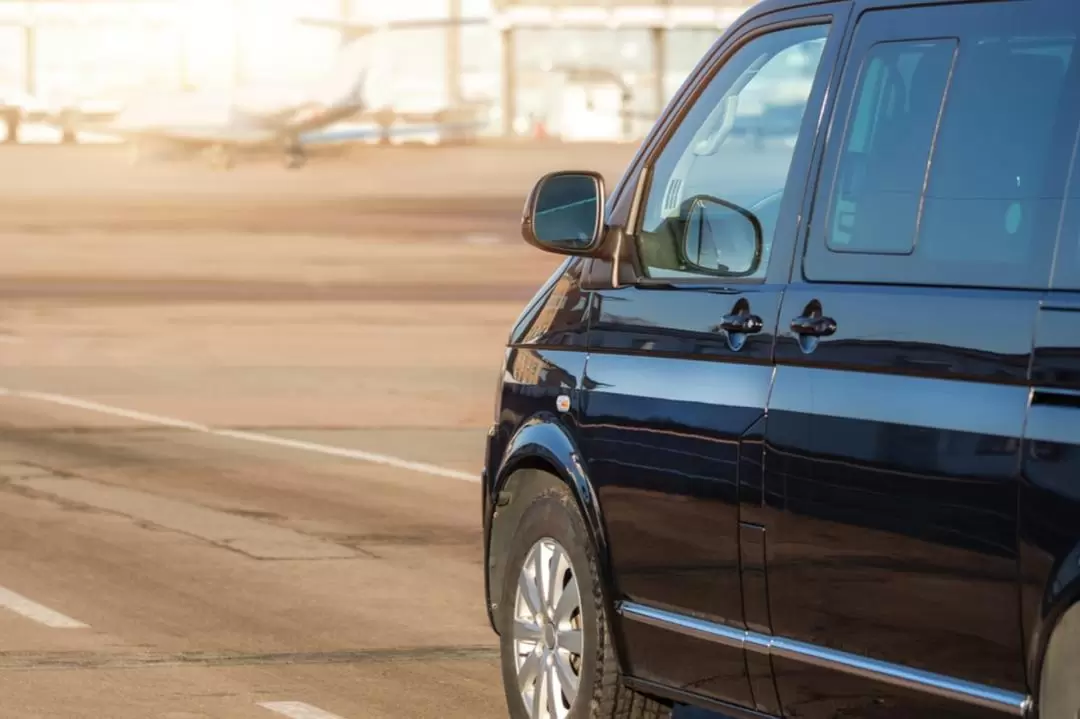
636, 23, 830, 280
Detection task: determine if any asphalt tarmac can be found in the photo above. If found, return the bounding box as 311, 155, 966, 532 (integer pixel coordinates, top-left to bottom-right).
0, 141, 633, 719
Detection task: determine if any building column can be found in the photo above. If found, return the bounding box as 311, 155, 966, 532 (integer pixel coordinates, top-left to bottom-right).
651, 26, 666, 118
447, 0, 463, 107
24, 25, 37, 96
339, 0, 353, 48
232, 0, 245, 87
500, 27, 516, 137
177, 27, 192, 90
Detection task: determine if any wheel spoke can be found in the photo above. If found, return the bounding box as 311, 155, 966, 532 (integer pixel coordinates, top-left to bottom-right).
532, 545, 549, 609
560, 629, 583, 655
553, 576, 580, 625
545, 663, 561, 717
547, 545, 568, 614
518, 568, 543, 617
514, 618, 542, 643
518, 648, 542, 693
531, 657, 547, 718
554, 649, 579, 699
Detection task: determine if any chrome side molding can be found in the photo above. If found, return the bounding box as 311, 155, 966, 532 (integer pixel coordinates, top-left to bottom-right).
619, 602, 1032, 717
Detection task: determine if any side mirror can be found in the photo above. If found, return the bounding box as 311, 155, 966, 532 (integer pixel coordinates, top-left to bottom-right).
522, 170, 605, 256
680, 195, 763, 276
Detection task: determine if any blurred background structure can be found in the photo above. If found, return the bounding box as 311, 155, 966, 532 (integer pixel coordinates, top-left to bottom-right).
0, 0, 755, 145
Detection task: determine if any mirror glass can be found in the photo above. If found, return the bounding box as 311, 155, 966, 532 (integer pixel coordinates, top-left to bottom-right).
531, 173, 601, 251
681, 196, 763, 276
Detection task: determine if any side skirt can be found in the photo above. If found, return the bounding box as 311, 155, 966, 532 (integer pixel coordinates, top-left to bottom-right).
619, 602, 1032, 717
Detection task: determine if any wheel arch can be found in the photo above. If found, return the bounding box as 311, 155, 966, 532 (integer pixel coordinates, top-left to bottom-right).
486, 415, 615, 643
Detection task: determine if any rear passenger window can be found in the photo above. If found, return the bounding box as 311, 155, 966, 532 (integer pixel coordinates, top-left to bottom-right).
805, 5, 1078, 289
827, 40, 955, 254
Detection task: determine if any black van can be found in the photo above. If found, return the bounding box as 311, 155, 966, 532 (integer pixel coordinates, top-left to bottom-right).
481, 0, 1080, 717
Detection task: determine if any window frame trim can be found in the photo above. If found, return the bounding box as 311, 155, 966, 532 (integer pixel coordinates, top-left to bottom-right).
614, 8, 845, 289
1050, 93, 1080, 291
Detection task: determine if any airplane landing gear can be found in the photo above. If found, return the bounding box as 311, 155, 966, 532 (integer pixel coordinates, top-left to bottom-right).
282, 136, 306, 170
283, 150, 307, 169
59, 109, 80, 145
2, 109, 19, 144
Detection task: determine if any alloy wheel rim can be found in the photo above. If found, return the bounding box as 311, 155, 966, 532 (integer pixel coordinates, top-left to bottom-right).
512, 537, 584, 719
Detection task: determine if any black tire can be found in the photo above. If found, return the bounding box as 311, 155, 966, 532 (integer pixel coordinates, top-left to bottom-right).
1039, 602, 1080, 719
283, 151, 307, 170
498, 482, 670, 719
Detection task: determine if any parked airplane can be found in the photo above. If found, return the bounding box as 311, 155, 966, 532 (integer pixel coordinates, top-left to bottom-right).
82, 16, 490, 169
2, 84, 122, 146
0, 89, 36, 143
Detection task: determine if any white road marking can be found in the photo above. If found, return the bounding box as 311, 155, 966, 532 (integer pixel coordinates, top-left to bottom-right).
258, 701, 348, 719
0, 585, 88, 629
18, 391, 210, 432
3, 389, 478, 482
216, 429, 477, 481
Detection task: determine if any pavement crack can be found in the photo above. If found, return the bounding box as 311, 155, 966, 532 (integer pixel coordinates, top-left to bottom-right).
0, 646, 499, 672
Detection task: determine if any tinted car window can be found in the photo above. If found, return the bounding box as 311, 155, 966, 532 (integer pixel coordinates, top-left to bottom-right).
807, 18, 1077, 289
637, 24, 829, 280
827, 40, 955, 254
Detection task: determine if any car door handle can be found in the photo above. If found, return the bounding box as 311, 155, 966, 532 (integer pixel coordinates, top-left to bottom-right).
790, 315, 837, 337
720, 313, 764, 334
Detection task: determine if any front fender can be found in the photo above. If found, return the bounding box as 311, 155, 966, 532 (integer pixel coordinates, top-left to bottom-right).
496, 413, 606, 554
484, 413, 611, 632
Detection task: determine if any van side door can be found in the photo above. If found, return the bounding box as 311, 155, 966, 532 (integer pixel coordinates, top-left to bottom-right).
1021, 105, 1080, 692
762, 1, 1079, 717
576, 4, 848, 714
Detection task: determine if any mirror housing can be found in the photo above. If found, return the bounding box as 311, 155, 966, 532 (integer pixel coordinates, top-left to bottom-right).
679, 195, 764, 277
522, 170, 606, 256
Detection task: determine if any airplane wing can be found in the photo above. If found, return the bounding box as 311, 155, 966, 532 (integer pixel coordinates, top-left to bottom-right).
299, 118, 487, 146
93, 94, 284, 148
112, 125, 280, 147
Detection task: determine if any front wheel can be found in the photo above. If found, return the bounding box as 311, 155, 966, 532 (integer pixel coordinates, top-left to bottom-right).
1039, 602, 1080, 719
498, 483, 670, 719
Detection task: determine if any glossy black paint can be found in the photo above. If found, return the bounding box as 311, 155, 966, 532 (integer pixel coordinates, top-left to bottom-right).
1020, 115, 1080, 684
483, 258, 593, 631
580, 349, 771, 707
1021, 297, 1080, 690
756, 0, 1078, 711
574, 0, 848, 703
765, 286, 1035, 718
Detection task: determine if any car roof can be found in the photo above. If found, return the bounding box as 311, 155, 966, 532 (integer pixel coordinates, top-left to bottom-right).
744, 0, 852, 18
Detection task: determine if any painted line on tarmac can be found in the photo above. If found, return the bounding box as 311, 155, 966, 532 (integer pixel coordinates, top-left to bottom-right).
258, 702, 348, 719
19, 391, 211, 432
3, 389, 478, 483
0, 585, 88, 629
